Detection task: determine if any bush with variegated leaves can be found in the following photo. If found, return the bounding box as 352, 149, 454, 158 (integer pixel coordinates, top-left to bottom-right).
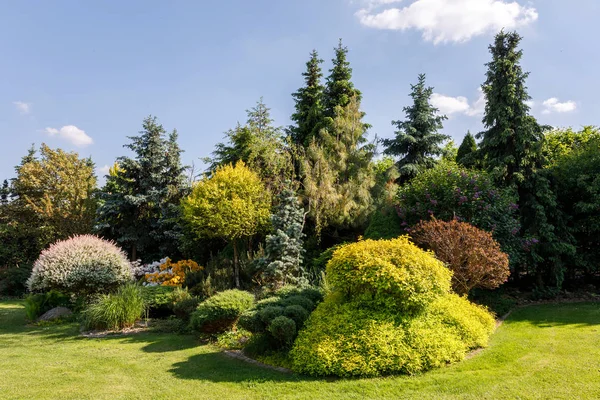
27, 235, 132, 295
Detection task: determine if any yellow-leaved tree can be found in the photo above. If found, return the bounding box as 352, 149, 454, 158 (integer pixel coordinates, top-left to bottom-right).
181, 161, 270, 287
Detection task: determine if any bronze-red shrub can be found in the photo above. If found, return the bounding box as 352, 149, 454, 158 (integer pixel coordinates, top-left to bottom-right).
411, 219, 510, 295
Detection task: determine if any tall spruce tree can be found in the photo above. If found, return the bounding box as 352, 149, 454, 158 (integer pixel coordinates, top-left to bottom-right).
96, 116, 187, 262
382, 73, 449, 183
477, 31, 573, 288
258, 185, 306, 288
457, 131, 478, 168
323, 39, 362, 119
290, 50, 325, 147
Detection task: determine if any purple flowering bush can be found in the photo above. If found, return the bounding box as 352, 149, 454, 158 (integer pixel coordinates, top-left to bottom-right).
397, 162, 523, 265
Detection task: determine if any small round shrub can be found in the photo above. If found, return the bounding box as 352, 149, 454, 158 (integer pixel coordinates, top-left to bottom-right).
274, 285, 324, 304
83, 284, 146, 331
411, 219, 510, 295
141, 286, 176, 318
190, 289, 255, 334
290, 293, 495, 377
27, 235, 132, 295
280, 295, 314, 311
327, 237, 451, 312
284, 305, 309, 328
268, 316, 296, 347
258, 306, 284, 324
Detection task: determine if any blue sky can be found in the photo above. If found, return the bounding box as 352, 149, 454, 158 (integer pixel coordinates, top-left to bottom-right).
1, 0, 598, 182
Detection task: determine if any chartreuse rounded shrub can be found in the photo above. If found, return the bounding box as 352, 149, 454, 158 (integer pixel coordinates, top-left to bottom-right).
290, 237, 495, 377
190, 289, 255, 333
27, 235, 132, 295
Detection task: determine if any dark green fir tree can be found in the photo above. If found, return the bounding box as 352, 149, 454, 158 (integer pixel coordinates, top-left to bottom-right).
323, 39, 361, 119
289, 50, 325, 147
457, 131, 478, 168
382, 73, 449, 183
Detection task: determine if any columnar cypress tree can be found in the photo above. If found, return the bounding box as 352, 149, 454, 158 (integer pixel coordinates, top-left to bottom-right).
382, 73, 449, 183
96, 116, 187, 262
290, 50, 325, 147
259, 186, 306, 288
457, 131, 478, 168
323, 39, 361, 119
477, 31, 573, 288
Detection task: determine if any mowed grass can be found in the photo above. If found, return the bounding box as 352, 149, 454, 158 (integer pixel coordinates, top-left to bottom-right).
0, 301, 599, 400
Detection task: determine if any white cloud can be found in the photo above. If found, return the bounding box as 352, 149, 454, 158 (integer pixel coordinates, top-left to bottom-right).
97, 165, 111, 177
13, 101, 32, 115
542, 98, 577, 114
355, 0, 538, 44
525, 100, 535, 108
431, 89, 485, 117
431, 93, 470, 115
44, 125, 93, 147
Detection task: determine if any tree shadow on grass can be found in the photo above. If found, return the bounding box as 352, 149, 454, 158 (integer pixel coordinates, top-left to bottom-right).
169, 351, 315, 384
507, 302, 600, 328
96, 331, 201, 353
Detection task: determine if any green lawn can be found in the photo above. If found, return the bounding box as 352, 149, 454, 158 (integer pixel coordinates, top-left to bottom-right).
0, 301, 599, 400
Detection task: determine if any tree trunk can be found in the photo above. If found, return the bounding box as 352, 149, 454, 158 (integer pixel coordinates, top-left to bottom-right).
233, 240, 240, 288
131, 244, 137, 262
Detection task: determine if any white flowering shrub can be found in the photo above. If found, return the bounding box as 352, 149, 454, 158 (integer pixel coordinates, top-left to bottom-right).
129, 258, 167, 282
27, 235, 133, 295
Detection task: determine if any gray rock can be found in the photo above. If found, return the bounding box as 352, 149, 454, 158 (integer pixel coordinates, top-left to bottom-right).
38, 306, 73, 322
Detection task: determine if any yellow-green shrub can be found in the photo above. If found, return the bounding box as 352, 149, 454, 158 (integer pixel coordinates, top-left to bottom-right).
291, 293, 495, 377
290, 237, 495, 377
326, 237, 452, 312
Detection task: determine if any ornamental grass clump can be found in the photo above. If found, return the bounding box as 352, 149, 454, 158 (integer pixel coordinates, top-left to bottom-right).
27, 235, 132, 296
83, 284, 146, 331
290, 237, 495, 377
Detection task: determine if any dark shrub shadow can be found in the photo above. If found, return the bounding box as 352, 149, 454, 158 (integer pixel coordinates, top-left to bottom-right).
169, 351, 313, 383
507, 302, 600, 328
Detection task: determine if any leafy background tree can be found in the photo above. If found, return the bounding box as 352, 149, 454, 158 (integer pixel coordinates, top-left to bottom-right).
457, 131, 477, 168
382, 74, 449, 184
181, 161, 271, 288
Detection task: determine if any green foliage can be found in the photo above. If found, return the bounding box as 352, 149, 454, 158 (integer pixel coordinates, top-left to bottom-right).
207, 99, 293, 194
543, 126, 600, 166
83, 284, 146, 331
290, 50, 326, 147
326, 237, 452, 313
238, 285, 322, 352
301, 96, 375, 236
182, 161, 271, 287
172, 297, 200, 321
140, 286, 176, 318
189, 289, 255, 334
290, 293, 494, 377
323, 39, 362, 119
257, 186, 306, 288
469, 288, 516, 317
24, 290, 70, 321
27, 235, 133, 296
397, 162, 522, 264
0, 263, 33, 296
95, 116, 188, 262
364, 205, 404, 240
552, 136, 600, 275
382, 74, 449, 183
267, 316, 296, 347
457, 131, 478, 168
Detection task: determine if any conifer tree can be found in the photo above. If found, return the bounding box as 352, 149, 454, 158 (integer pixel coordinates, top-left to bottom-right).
290, 50, 325, 147
476, 31, 547, 187
457, 131, 478, 168
323, 39, 361, 119
302, 96, 375, 237
382, 73, 449, 183
96, 116, 187, 262
477, 31, 573, 288
258, 185, 306, 288
208, 99, 293, 194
